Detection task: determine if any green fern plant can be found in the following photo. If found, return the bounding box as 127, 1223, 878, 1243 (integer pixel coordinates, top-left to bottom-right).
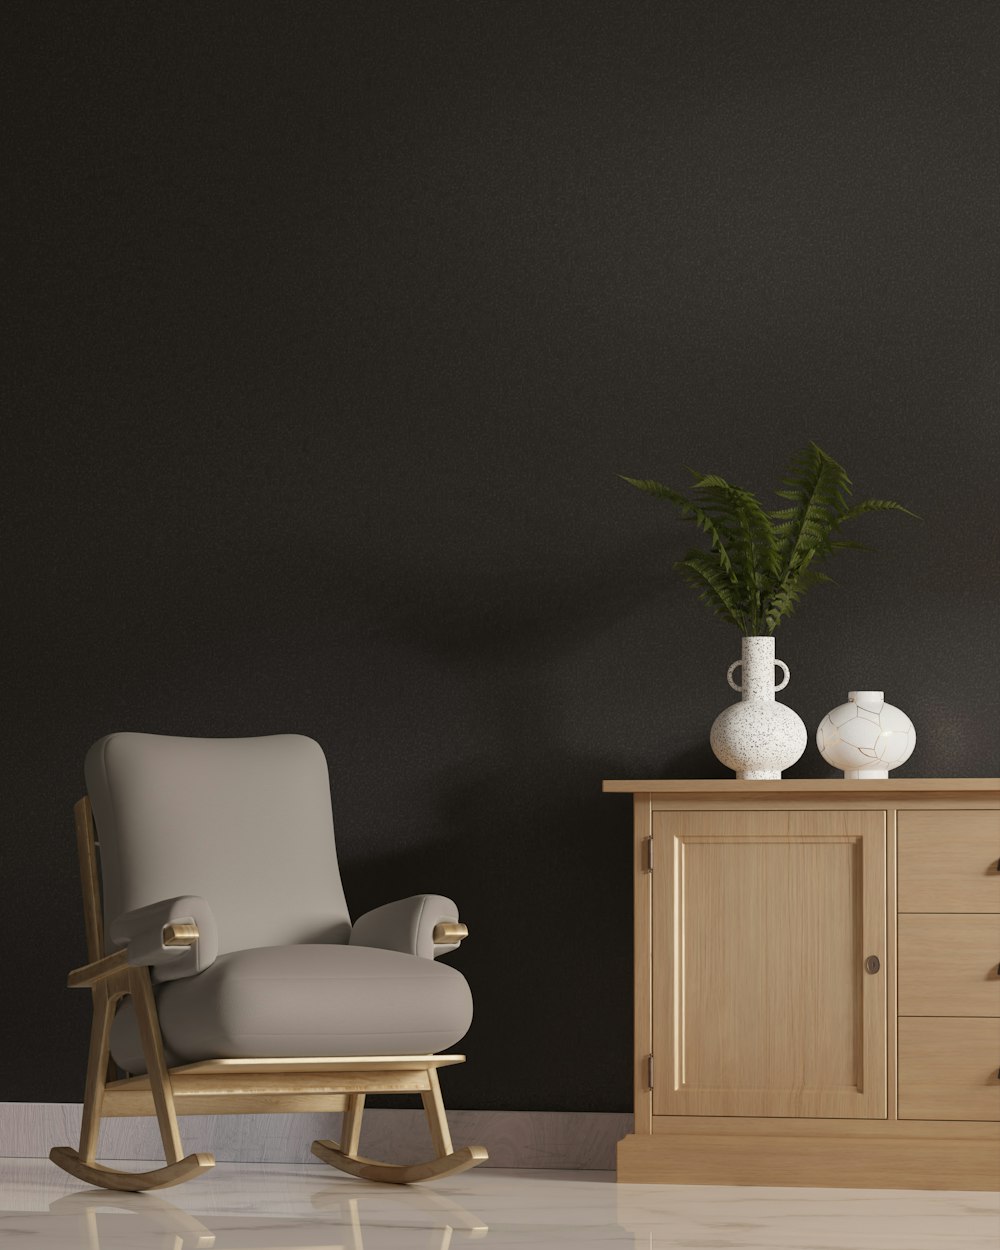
622, 442, 916, 635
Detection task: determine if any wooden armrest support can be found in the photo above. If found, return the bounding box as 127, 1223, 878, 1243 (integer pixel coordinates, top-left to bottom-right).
67, 923, 200, 987
433, 922, 468, 944
67, 949, 129, 988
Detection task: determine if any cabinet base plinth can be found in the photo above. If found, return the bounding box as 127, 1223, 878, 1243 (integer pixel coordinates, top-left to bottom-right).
617, 1132, 1000, 1191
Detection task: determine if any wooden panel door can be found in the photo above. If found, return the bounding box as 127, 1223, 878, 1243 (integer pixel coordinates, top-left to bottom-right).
652, 809, 887, 1118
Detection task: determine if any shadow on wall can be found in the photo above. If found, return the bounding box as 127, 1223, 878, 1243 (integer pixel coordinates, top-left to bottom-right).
36, 510, 755, 1113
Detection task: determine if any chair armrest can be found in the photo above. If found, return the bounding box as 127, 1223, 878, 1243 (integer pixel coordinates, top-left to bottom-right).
349, 895, 467, 960
67, 948, 130, 988
107, 895, 218, 982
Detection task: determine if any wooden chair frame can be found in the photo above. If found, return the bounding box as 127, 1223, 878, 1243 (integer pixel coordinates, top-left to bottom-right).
50, 797, 488, 1191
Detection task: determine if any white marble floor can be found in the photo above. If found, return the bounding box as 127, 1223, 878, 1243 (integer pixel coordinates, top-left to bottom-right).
0, 1156, 996, 1249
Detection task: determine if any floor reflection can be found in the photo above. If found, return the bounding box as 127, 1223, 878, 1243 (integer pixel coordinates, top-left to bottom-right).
50, 1192, 218, 1249
0, 1157, 995, 1250
309, 1184, 487, 1235
8, 1178, 490, 1250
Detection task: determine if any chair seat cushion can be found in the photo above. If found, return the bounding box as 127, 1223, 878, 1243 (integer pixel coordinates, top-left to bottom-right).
110, 944, 473, 1071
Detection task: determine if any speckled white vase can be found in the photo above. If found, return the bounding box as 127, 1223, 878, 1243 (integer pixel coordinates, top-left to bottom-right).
710, 636, 807, 780
816, 690, 916, 779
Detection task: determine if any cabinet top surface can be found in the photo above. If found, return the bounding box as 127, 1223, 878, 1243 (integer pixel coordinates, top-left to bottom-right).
603, 778, 1000, 795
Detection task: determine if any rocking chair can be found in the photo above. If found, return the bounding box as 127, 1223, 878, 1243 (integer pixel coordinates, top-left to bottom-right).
49, 732, 488, 1191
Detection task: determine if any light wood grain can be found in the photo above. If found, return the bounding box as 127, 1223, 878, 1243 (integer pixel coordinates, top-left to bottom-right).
898, 914, 1000, 1016
421, 1068, 454, 1157
308, 1049, 486, 1182
617, 1130, 1000, 1189
127, 965, 185, 1164
78, 972, 128, 1162
162, 1054, 465, 1075
341, 1094, 365, 1155
73, 796, 103, 963
103, 1091, 353, 1115
48, 1146, 215, 1192
67, 949, 129, 989
615, 783, 1000, 1188
886, 807, 899, 1119
73, 794, 118, 1088
649, 1113, 1000, 1139
653, 797, 1000, 812
898, 810, 1000, 912
605, 779, 1000, 795
632, 794, 653, 1134
311, 1138, 488, 1184
652, 808, 886, 1119
898, 1017, 1000, 1121
108, 1071, 432, 1098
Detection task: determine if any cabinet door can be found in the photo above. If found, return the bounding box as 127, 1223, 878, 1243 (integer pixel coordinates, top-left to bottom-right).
652, 809, 887, 1119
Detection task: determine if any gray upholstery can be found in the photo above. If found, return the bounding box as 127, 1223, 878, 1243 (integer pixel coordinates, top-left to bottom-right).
350, 895, 463, 959
84, 732, 473, 1070
86, 733, 351, 955
108, 895, 218, 982
110, 944, 473, 1070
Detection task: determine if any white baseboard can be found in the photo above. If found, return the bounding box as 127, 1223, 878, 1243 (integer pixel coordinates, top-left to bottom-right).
0, 1104, 632, 1171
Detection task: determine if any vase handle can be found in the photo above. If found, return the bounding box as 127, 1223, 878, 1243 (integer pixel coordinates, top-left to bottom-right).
728, 659, 790, 692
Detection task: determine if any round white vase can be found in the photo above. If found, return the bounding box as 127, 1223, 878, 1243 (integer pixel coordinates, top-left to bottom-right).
816, 690, 915, 779
710, 636, 807, 780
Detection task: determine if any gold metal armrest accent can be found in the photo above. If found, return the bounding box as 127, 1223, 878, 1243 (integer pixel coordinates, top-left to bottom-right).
163, 922, 199, 947
67, 949, 129, 989
433, 922, 468, 944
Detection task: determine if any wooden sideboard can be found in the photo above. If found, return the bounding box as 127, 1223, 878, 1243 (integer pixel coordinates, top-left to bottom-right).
604, 779, 1000, 1190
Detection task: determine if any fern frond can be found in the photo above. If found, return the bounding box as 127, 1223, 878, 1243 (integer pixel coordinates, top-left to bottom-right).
622, 443, 915, 635
771, 442, 850, 578
675, 552, 748, 632
838, 498, 920, 523
689, 473, 778, 633
765, 568, 834, 631
828, 538, 873, 552
620, 476, 737, 579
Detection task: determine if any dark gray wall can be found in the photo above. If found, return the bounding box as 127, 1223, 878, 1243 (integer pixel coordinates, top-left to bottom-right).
5, 1, 998, 1108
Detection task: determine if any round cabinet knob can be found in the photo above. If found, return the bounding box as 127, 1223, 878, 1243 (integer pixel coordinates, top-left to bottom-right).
864, 955, 881, 974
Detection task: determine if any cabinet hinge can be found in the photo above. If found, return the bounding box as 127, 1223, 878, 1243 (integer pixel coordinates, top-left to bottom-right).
643, 836, 654, 873
646, 1054, 654, 1089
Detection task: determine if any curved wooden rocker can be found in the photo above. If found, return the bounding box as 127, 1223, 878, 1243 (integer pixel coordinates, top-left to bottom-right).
47, 1147, 214, 1193
311, 1141, 488, 1185
311, 1078, 488, 1185
310, 1080, 487, 1185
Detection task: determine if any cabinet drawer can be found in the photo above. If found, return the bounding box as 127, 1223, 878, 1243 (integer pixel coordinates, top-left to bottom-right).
898, 1018, 1000, 1121
898, 915, 1000, 1016
897, 811, 1000, 913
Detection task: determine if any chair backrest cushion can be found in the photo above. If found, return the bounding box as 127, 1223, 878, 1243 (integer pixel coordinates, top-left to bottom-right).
85, 733, 351, 955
